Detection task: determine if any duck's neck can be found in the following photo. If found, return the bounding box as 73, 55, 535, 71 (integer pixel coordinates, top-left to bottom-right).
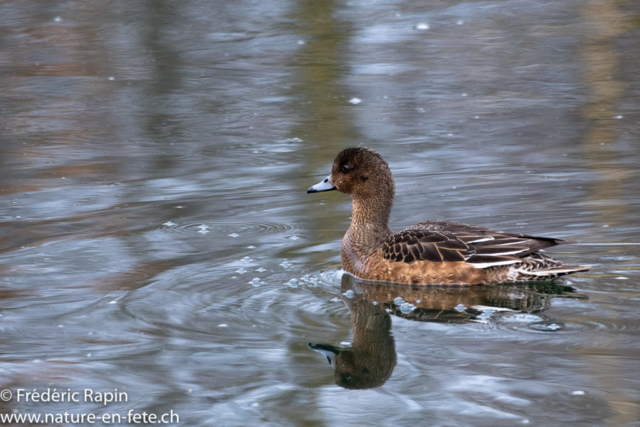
342, 195, 393, 272
350, 196, 393, 233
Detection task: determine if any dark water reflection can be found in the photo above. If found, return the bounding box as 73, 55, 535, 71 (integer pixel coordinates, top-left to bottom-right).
1, 0, 640, 425
311, 275, 583, 390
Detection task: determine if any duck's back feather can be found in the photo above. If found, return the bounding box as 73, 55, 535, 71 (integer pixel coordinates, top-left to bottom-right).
380, 220, 574, 270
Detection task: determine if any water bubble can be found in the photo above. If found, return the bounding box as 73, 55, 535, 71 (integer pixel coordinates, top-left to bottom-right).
344, 290, 355, 299
228, 233, 239, 238
393, 297, 405, 305
571, 390, 585, 396
539, 323, 561, 331
54, 16, 62, 22
330, 297, 341, 302
108, 76, 115, 81
416, 23, 429, 30
250, 278, 262, 287
163, 221, 176, 226
373, 301, 378, 306
218, 324, 228, 328
614, 115, 623, 119
615, 276, 628, 280
280, 260, 292, 268
241, 256, 253, 262
297, 40, 305, 45
400, 303, 417, 314
462, 93, 468, 97
457, 20, 464, 25
454, 304, 467, 312
349, 98, 362, 105
289, 235, 300, 240
236, 268, 247, 274
287, 278, 299, 288
255, 267, 267, 272
247, 245, 256, 249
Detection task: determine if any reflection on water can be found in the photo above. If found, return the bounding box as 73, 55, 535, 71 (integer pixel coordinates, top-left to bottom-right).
312, 274, 584, 389
1, 0, 640, 425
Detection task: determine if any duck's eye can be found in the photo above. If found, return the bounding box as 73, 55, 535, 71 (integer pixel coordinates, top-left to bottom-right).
341, 164, 351, 173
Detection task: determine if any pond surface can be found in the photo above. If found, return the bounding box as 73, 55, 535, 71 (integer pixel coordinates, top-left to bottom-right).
1, 0, 640, 425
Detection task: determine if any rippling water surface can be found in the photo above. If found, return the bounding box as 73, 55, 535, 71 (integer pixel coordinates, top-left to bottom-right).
1, 0, 639, 425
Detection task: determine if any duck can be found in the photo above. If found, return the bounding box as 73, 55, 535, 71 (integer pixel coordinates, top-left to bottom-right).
307, 147, 590, 285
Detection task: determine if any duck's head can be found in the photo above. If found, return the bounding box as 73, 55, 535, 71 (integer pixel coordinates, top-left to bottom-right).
307, 147, 395, 200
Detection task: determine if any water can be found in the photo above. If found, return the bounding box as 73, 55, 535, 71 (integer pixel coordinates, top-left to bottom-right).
1, 0, 639, 425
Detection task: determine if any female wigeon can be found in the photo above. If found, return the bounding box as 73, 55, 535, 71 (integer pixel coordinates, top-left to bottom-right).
308, 147, 589, 285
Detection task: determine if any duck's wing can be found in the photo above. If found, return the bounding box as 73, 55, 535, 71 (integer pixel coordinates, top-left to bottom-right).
380, 220, 573, 269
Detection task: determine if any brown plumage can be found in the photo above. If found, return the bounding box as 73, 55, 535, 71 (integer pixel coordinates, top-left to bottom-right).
308, 147, 590, 285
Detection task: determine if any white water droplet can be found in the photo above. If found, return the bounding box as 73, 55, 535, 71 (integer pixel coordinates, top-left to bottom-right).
416, 23, 429, 30
400, 303, 416, 314
572, 390, 585, 396
454, 304, 467, 312
349, 98, 362, 105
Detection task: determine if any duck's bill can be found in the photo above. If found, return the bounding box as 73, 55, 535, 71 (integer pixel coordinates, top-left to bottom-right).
307, 175, 336, 194
309, 343, 339, 366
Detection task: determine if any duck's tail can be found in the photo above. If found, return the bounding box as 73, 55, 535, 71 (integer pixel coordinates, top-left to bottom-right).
509, 252, 590, 281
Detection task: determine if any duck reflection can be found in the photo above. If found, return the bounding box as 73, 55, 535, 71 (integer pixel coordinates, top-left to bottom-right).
310, 274, 582, 389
